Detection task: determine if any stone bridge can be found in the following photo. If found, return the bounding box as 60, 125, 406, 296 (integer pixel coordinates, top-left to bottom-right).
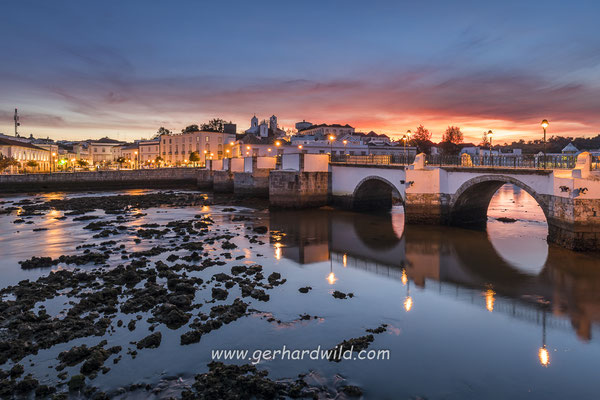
330, 153, 600, 251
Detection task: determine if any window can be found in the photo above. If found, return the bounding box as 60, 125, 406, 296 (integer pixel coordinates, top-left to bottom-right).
102, 148, 105, 153
94, 148, 98, 152
218, 137, 222, 143
205, 136, 209, 142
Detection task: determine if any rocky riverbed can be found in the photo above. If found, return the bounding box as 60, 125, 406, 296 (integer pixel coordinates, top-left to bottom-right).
0, 191, 390, 399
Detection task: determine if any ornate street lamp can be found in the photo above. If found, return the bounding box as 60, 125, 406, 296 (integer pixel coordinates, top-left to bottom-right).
487, 130, 493, 165
404, 130, 411, 160
541, 119, 549, 168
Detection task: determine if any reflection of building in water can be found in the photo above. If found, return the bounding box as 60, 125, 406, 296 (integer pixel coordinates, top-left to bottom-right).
268, 207, 600, 343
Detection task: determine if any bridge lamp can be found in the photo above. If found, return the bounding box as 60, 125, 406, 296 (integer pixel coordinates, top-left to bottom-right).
541, 119, 549, 166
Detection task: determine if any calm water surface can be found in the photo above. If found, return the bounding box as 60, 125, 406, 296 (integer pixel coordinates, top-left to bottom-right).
1, 185, 599, 399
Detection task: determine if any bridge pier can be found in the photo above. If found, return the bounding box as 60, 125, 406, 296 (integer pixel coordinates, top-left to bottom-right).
233, 156, 276, 198
547, 197, 600, 251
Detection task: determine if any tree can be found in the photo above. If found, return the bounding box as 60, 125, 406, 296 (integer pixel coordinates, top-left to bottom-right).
155, 156, 163, 164
182, 124, 199, 133
200, 118, 226, 132
25, 160, 38, 173
76, 159, 89, 169
480, 132, 490, 147
440, 126, 463, 155
413, 125, 432, 141
0, 155, 19, 172
442, 126, 463, 144
154, 127, 171, 139
189, 151, 201, 166
412, 125, 434, 154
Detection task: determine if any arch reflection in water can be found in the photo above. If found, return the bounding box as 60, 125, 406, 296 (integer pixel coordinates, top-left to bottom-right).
267, 206, 600, 344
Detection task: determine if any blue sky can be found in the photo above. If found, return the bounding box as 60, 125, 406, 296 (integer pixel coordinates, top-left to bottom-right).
1, 0, 599, 142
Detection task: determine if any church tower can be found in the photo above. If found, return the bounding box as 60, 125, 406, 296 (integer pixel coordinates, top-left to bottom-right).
251, 115, 258, 128
269, 115, 277, 131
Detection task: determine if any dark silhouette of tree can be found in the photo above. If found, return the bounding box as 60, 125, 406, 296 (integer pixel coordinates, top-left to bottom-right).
154, 127, 171, 138
440, 126, 463, 155
182, 124, 200, 133
412, 125, 434, 154
200, 119, 226, 132
189, 151, 201, 166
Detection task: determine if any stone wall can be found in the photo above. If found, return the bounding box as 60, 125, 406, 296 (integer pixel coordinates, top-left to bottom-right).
547, 196, 600, 251
234, 169, 271, 197
0, 168, 202, 193
269, 171, 330, 208
196, 169, 213, 189
212, 170, 234, 192
404, 193, 451, 224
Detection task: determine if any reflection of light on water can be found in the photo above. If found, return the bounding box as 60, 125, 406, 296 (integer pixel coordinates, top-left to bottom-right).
47, 209, 60, 219
404, 296, 413, 312
202, 206, 210, 212
327, 272, 337, 285
401, 269, 408, 286
274, 243, 282, 260
539, 347, 550, 366
485, 289, 495, 312
342, 253, 347, 267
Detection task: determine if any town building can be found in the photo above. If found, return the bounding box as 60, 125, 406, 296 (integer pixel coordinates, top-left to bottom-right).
297, 123, 355, 138
139, 139, 160, 166
245, 115, 286, 138
88, 137, 126, 164
159, 131, 236, 166
119, 143, 139, 168
0, 134, 51, 172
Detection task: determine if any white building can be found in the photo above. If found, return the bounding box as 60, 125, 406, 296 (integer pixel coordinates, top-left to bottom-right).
245, 115, 286, 138
88, 137, 126, 164
0, 135, 51, 172
297, 123, 355, 138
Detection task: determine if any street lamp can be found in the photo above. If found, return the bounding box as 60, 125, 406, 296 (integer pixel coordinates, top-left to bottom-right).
203, 150, 208, 167
403, 130, 411, 160
134, 151, 138, 169
52, 152, 56, 172
487, 130, 493, 165
541, 119, 549, 168
328, 135, 335, 156
343, 139, 348, 155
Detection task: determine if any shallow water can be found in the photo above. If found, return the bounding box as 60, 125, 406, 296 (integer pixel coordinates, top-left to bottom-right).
1, 185, 600, 399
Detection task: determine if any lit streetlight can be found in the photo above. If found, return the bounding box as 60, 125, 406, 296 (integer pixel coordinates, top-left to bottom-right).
328, 135, 335, 156
343, 139, 348, 155
404, 130, 411, 160
541, 119, 549, 168
487, 130, 493, 166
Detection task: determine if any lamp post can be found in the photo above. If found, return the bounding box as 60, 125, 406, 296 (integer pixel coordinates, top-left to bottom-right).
203, 150, 208, 167
404, 130, 411, 161
134, 151, 138, 169
343, 139, 348, 156
51, 152, 56, 172
541, 119, 549, 168
487, 130, 493, 166
328, 135, 335, 157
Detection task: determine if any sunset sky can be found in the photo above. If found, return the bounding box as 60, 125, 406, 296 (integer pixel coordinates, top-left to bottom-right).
1, 0, 599, 144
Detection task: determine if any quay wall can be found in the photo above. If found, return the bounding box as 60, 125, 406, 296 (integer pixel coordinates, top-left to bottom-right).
0, 168, 202, 193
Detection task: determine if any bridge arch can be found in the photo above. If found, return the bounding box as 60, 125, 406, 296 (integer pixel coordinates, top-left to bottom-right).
352, 176, 404, 211
449, 174, 550, 228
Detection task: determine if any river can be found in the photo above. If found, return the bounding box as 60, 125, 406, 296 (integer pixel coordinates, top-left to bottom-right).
0, 185, 599, 399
